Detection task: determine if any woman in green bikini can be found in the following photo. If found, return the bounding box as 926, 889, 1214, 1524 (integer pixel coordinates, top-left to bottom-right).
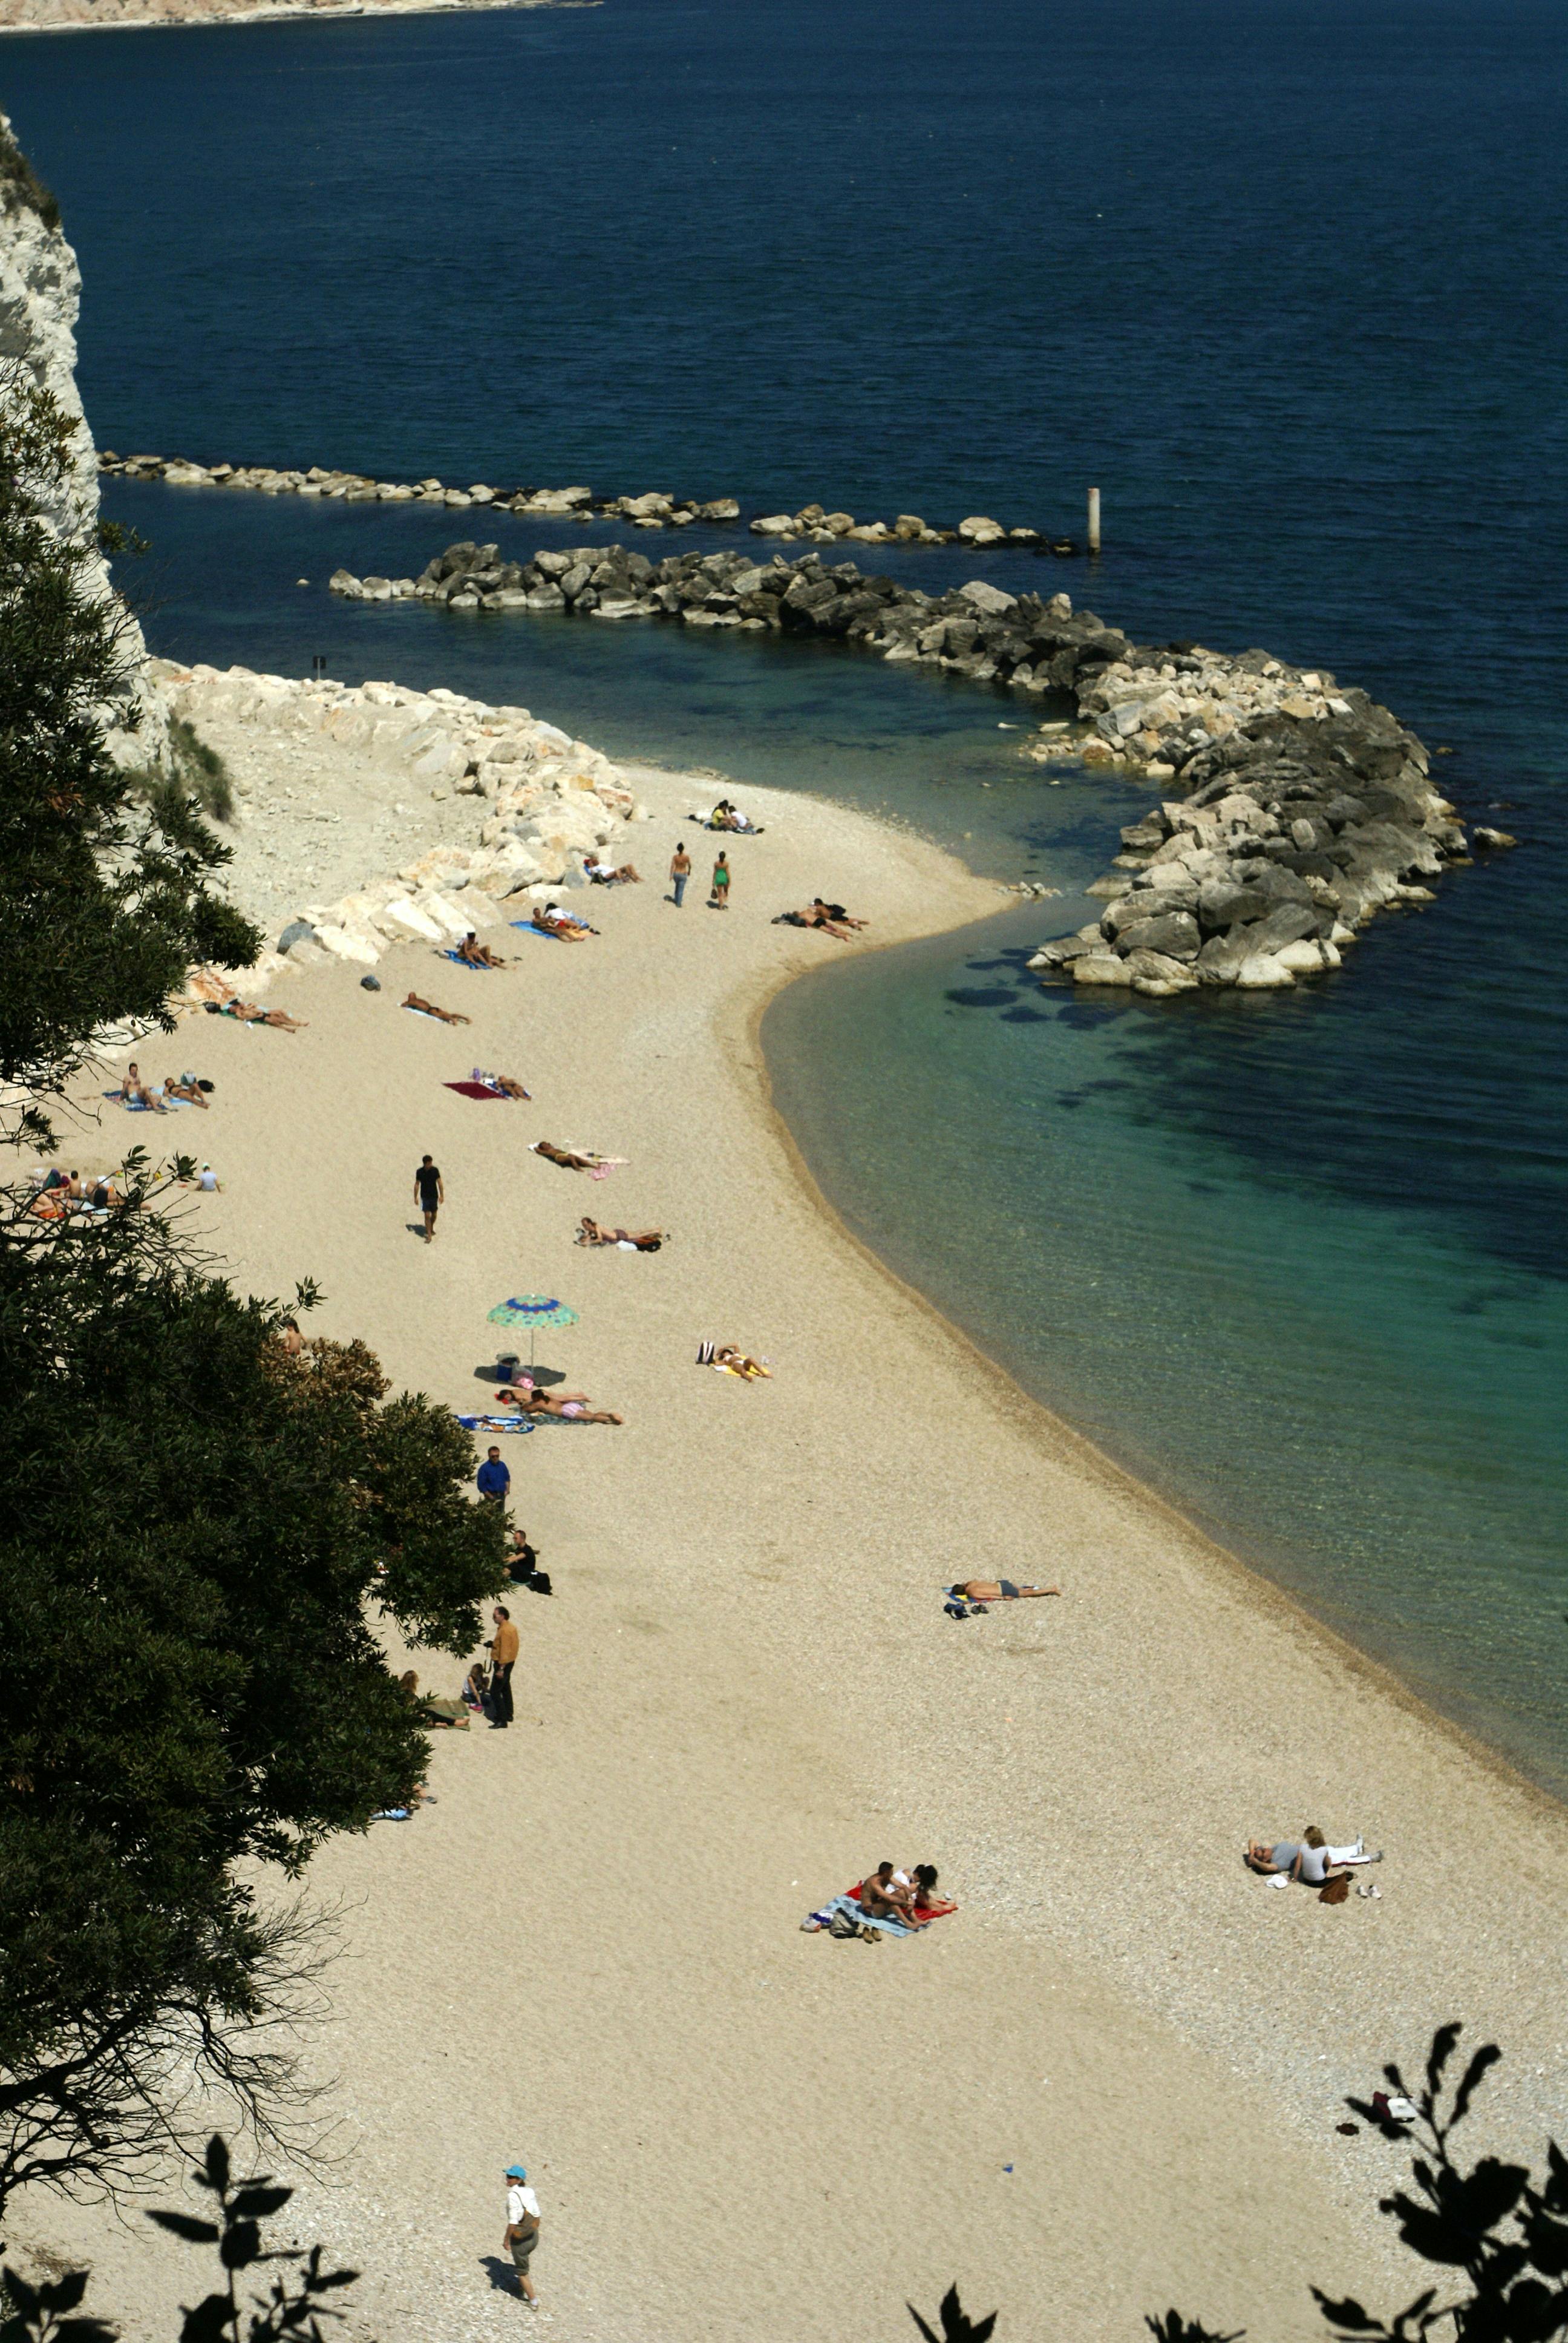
710, 851, 731, 908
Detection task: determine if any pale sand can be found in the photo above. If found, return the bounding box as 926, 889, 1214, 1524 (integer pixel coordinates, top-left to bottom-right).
21, 760, 1567, 2341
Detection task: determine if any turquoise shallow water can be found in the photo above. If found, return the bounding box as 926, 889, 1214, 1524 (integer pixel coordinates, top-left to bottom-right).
4, 0, 1564, 1788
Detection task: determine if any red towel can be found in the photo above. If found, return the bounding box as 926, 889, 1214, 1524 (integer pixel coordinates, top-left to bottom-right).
846, 1882, 957, 1922
444, 1081, 502, 1098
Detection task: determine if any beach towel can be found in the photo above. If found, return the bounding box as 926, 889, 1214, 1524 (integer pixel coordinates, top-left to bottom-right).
509, 920, 564, 940
444, 1081, 504, 1099
457, 1414, 535, 1435
103, 1089, 179, 1111
820, 1893, 910, 1939
403, 1004, 451, 1023
439, 949, 496, 969
848, 1881, 957, 1924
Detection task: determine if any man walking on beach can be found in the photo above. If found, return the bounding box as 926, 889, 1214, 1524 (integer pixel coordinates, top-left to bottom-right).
477, 1446, 511, 1502
670, 841, 691, 907
501, 2163, 541, 2307
414, 1154, 443, 1243
488, 1605, 518, 1728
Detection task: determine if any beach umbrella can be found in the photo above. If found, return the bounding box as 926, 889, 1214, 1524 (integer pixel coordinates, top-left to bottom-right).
487, 1293, 579, 1371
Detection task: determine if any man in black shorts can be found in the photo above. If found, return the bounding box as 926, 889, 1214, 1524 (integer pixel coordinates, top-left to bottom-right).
414, 1154, 443, 1243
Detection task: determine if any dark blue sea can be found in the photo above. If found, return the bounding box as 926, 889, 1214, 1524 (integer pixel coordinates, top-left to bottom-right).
6, 0, 1566, 1786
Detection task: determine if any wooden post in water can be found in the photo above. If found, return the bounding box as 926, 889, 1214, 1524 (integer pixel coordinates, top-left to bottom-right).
1087, 486, 1102, 554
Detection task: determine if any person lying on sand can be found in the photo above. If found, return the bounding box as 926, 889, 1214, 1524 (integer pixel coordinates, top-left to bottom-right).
474, 1068, 531, 1098
774, 905, 858, 940
584, 858, 641, 885
535, 903, 598, 939
214, 1000, 307, 1031
699, 1343, 769, 1379
162, 1074, 209, 1108
577, 1217, 664, 1250
1245, 1830, 1380, 1883
811, 898, 868, 929
532, 1139, 616, 1173
504, 1386, 624, 1426
404, 993, 471, 1026
947, 1579, 1060, 1604
456, 931, 507, 968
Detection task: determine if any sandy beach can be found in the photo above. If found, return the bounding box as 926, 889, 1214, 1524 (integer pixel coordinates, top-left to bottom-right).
18, 744, 1568, 2342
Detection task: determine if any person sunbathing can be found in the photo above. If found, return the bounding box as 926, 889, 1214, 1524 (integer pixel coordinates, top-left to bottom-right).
714, 1345, 769, 1380
947, 1578, 1059, 1603
404, 992, 471, 1026
1245, 1831, 1380, 1883
218, 1001, 307, 1031
811, 899, 868, 930
514, 1386, 623, 1426
533, 1139, 606, 1172
162, 1074, 209, 1108
533, 902, 598, 940
577, 1217, 664, 1250
584, 859, 641, 885
474, 1069, 531, 1098
775, 905, 855, 939
456, 931, 506, 968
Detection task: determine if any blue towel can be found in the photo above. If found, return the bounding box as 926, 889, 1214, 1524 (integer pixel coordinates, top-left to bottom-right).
508, 920, 560, 939
457, 1414, 535, 1435
440, 949, 494, 968
826, 1894, 910, 1938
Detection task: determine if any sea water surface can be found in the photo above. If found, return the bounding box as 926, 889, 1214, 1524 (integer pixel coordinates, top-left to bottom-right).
4, 0, 1566, 1787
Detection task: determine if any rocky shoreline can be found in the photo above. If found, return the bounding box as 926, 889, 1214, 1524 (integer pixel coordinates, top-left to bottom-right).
98, 451, 1077, 552
154, 661, 644, 977
0, 0, 589, 33
327, 534, 1515, 995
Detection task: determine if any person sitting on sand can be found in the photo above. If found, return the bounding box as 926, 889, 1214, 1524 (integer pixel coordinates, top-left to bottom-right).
577, 1217, 664, 1251
947, 1579, 1060, 1604
474, 1068, 531, 1098
215, 1000, 307, 1031
811, 898, 868, 930
1245, 1830, 1381, 1883
909, 1864, 953, 1916
463, 1662, 494, 1720
532, 1139, 613, 1173
512, 1385, 624, 1427
119, 1060, 166, 1109
857, 1862, 925, 1928
456, 931, 507, 968
584, 858, 641, 885
403, 992, 471, 1026
535, 903, 596, 940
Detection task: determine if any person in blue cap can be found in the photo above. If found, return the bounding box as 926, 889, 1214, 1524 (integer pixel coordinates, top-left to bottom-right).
502, 2163, 542, 2307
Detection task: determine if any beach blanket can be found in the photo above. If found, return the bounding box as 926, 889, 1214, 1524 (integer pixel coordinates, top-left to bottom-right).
403, 1004, 458, 1024
820, 1894, 911, 1939
444, 1081, 504, 1099
848, 1881, 956, 1923
439, 949, 497, 969
103, 1089, 181, 1111
457, 1414, 535, 1435
509, 920, 565, 940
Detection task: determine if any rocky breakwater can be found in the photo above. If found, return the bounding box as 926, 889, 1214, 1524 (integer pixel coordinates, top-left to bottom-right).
1030, 652, 1476, 995
100, 453, 1073, 550
154, 663, 644, 974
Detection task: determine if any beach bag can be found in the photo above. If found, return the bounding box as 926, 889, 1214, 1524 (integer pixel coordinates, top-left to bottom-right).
1319, 1874, 1350, 1905
528, 1570, 553, 1598
827, 1910, 861, 1939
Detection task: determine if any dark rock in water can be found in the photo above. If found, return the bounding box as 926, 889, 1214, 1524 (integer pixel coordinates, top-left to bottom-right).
1116, 910, 1201, 960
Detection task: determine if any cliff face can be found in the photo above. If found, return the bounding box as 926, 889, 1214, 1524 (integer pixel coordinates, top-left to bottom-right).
0, 115, 164, 764
0, 0, 573, 31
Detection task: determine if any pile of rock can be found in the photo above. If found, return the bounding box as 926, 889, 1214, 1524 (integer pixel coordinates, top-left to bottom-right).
155, 664, 643, 973
1030, 698, 1472, 995
98, 453, 1072, 548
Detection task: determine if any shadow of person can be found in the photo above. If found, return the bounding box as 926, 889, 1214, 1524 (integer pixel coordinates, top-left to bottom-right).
479, 2255, 520, 2298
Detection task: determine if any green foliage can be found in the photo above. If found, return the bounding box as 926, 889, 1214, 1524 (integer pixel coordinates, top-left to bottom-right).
2, 2133, 356, 2343
0, 361, 258, 1135
0, 1203, 508, 2211
0, 123, 59, 232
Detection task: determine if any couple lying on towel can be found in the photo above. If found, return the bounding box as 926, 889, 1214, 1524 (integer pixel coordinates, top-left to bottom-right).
773, 900, 869, 940
533, 903, 598, 940
495, 1380, 624, 1426
578, 1216, 664, 1250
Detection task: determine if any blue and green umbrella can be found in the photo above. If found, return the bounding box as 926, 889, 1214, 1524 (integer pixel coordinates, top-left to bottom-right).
488, 1293, 579, 1371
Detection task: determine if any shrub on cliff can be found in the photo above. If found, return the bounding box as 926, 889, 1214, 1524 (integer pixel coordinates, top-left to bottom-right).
0, 361, 256, 1144
0, 1195, 508, 2217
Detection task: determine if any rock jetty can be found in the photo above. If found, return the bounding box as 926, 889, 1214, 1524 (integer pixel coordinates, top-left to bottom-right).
155, 663, 643, 974
97, 452, 1074, 551
328, 537, 1481, 994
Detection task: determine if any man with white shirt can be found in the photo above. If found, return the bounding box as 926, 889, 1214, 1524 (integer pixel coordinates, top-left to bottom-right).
502, 2163, 542, 2307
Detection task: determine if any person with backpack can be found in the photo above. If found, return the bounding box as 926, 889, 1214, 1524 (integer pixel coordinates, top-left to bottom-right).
501, 2163, 542, 2307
